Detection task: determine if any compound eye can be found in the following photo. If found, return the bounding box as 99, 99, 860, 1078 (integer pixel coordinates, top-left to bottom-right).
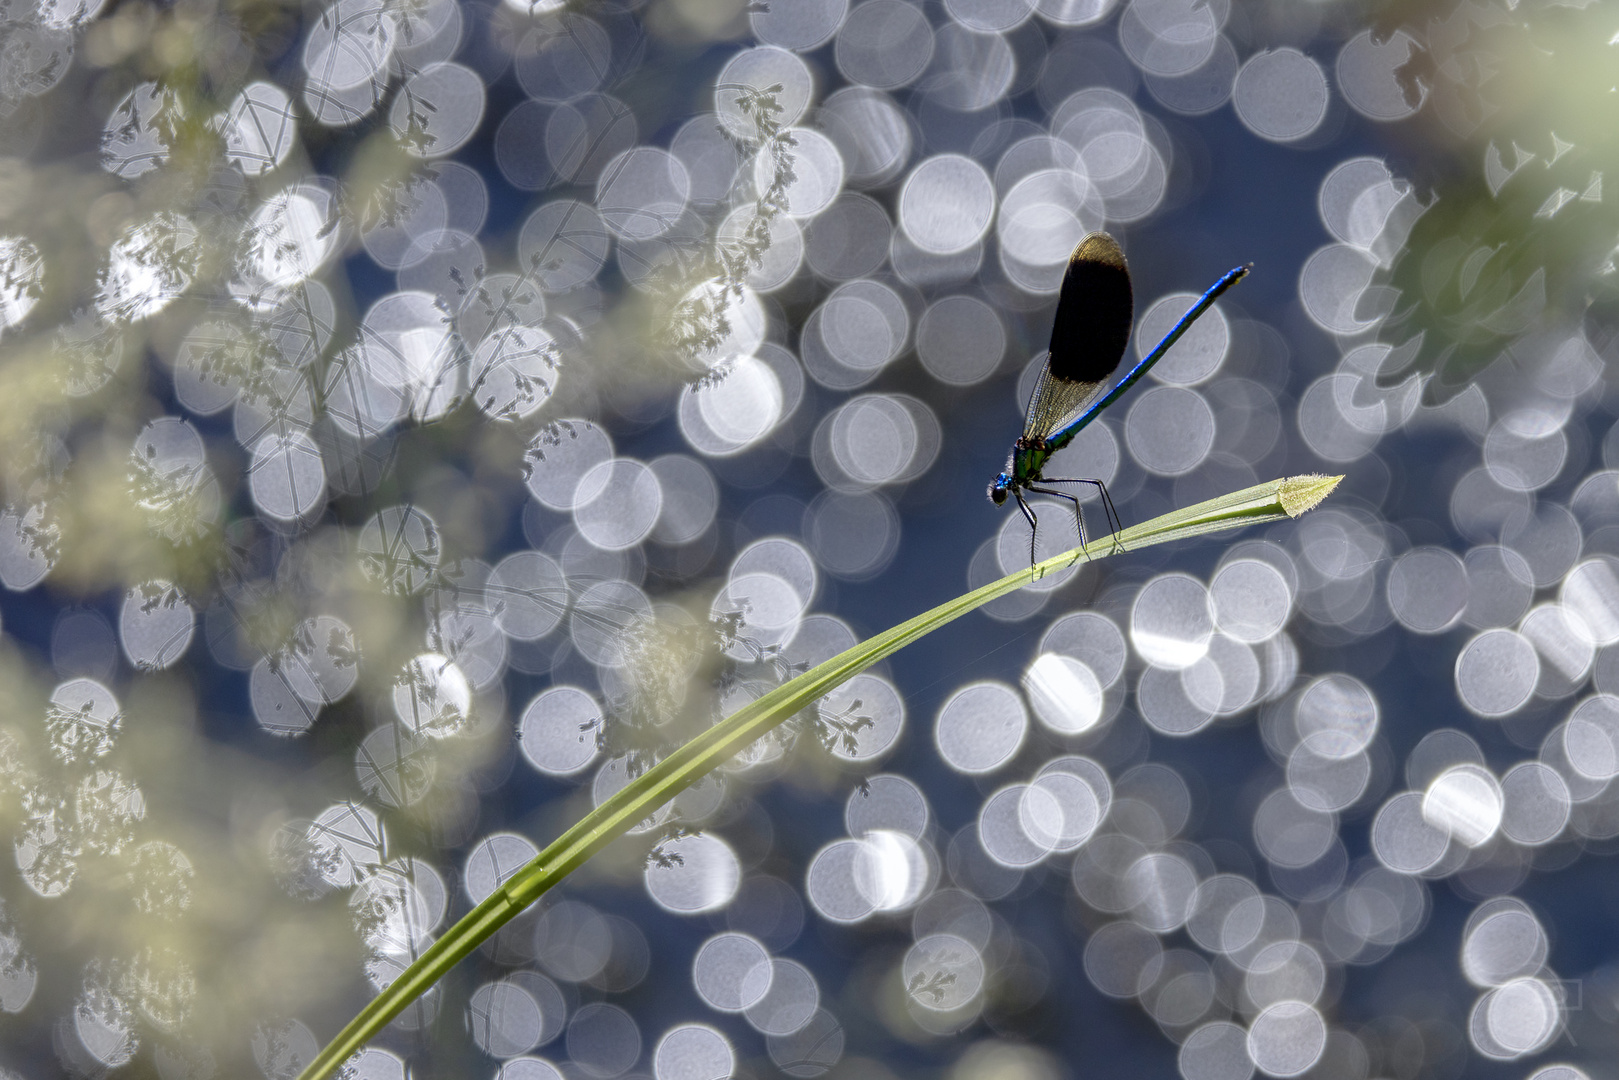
988, 484, 1007, 506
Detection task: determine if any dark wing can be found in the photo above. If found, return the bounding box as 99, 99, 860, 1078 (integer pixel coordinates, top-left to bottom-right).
1022, 233, 1135, 439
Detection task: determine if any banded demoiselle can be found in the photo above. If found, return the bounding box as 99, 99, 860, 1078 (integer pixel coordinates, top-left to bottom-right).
988, 233, 1251, 564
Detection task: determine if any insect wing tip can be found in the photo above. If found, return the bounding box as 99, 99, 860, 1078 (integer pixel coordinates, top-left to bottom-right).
1072, 232, 1127, 272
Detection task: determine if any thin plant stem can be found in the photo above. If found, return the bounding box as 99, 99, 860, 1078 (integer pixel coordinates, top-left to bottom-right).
294, 473, 1341, 1080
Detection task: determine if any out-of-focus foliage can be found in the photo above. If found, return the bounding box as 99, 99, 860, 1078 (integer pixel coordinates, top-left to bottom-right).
1371, 0, 1619, 398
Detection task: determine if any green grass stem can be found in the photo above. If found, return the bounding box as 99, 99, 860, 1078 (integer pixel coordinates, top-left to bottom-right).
295, 473, 1341, 1080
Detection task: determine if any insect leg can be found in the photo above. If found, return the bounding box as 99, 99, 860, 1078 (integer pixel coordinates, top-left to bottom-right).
1029, 484, 1091, 560
1041, 477, 1125, 551
1012, 487, 1039, 568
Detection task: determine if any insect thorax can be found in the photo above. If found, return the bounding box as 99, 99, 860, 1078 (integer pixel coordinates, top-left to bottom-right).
1011, 437, 1052, 483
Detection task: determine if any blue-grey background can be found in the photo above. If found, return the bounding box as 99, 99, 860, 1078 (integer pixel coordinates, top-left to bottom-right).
1, 1, 1616, 1079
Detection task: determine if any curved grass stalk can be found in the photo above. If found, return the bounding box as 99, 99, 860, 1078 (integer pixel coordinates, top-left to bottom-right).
296, 473, 1341, 1080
